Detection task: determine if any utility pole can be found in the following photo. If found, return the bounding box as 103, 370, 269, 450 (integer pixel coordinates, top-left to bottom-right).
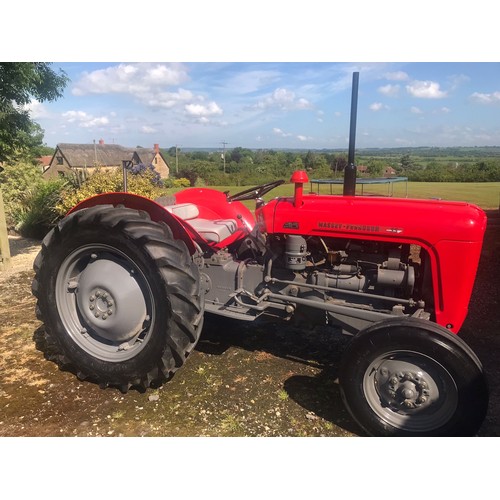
221, 141, 229, 174
175, 144, 180, 174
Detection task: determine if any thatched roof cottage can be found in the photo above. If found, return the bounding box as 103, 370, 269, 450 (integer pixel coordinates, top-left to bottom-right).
43, 141, 169, 179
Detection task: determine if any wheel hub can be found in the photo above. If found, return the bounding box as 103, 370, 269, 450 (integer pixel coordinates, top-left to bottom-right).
75, 257, 148, 343
88, 288, 115, 320
374, 362, 433, 412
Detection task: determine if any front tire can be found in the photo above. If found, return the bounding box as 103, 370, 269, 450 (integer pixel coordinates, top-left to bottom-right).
339, 318, 488, 436
32, 205, 204, 391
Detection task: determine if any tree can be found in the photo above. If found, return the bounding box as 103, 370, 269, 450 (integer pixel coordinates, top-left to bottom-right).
311, 156, 331, 178
366, 158, 384, 176
0, 63, 68, 162
331, 154, 348, 177
400, 154, 413, 170
304, 150, 316, 170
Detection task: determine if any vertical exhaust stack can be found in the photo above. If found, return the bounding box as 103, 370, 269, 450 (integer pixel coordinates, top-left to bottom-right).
343, 71, 359, 196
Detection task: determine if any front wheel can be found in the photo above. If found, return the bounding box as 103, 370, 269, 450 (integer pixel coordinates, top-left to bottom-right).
339, 318, 488, 436
32, 205, 204, 392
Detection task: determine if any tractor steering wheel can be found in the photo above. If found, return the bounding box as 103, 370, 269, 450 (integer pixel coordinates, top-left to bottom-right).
227, 180, 285, 202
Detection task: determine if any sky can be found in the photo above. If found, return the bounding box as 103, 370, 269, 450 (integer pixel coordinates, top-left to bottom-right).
7, 2, 498, 153
30, 61, 500, 151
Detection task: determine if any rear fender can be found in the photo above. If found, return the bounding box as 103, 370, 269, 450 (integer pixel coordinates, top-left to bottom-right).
66, 192, 198, 255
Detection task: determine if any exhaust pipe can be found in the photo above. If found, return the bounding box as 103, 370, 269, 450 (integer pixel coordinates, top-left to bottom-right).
343, 71, 359, 196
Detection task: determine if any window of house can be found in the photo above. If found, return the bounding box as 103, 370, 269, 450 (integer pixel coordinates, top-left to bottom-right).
154, 157, 158, 164
57, 156, 63, 165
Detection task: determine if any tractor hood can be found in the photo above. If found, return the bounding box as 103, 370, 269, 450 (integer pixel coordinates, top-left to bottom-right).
257, 194, 487, 247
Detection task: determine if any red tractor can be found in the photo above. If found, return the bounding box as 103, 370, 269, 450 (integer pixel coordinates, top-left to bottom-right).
32, 75, 489, 436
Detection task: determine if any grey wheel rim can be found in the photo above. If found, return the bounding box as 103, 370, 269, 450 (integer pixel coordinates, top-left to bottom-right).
55, 244, 155, 362
363, 350, 458, 433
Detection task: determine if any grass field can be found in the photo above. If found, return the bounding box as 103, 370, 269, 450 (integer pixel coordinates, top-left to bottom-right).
195, 181, 500, 210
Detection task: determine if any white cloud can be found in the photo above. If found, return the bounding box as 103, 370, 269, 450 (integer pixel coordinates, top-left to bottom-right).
81, 116, 109, 128
406, 80, 447, 99
72, 63, 189, 96
296, 98, 311, 109
146, 88, 195, 109
185, 101, 223, 117
253, 87, 312, 111
141, 126, 157, 134
369, 102, 385, 111
385, 71, 409, 81
297, 135, 309, 141
225, 70, 282, 94
440, 107, 451, 113
378, 84, 400, 97
448, 74, 470, 90
183, 101, 223, 125
62, 110, 109, 128
410, 106, 423, 114
22, 99, 48, 118
470, 91, 500, 104
62, 110, 89, 122
273, 127, 292, 137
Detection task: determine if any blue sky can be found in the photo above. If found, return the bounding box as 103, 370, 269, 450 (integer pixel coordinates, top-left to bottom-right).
30, 62, 500, 151
10, 4, 499, 151
31, 62, 500, 151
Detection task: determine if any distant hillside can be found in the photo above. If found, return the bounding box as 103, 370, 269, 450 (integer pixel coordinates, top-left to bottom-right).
172, 146, 500, 157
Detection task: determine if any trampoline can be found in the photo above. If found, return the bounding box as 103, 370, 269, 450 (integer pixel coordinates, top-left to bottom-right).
310, 176, 408, 197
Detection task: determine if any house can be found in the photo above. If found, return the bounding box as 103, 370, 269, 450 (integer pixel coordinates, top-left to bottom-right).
132, 144, 169, 178
384, 166, 396, 177
37, 155, 53, 173
43, 140, 170, 180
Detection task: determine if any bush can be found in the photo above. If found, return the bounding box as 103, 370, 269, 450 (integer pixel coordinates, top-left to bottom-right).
57, 167, 171, 214
14, 179, 67, 239
172, 177, 191, 188
0, 162, 44, 227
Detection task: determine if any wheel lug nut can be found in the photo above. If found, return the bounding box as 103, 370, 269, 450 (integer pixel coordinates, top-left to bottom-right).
89, 305, 95, 310
89, 295, 95, 302
94, 312, 100, 318
390, 377, 398, 385
107, 309, 113, 315
102, 314, 107, 320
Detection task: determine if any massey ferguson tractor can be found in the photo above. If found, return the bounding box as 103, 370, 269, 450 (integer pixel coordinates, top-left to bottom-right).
32, 73, 489, 436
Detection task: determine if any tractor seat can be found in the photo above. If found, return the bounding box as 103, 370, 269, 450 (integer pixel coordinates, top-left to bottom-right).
164, 203, 237, 243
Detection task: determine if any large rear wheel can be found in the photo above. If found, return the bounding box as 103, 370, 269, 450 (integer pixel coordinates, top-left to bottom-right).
339, 318, 488, 436
32, 205, 204, 392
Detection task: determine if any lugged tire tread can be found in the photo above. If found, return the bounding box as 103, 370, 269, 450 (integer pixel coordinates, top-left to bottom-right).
32, 205, 204, 391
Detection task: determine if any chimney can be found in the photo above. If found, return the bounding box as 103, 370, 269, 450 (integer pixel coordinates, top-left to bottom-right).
99, 139, 104, 145
154, 143, 159, 153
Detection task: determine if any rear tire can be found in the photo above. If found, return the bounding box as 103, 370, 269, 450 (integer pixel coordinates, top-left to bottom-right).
32, 205, 204, 391
339, 318, 488, 436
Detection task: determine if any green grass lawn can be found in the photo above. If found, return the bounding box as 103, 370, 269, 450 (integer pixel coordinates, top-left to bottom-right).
181, 181, 500, 210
